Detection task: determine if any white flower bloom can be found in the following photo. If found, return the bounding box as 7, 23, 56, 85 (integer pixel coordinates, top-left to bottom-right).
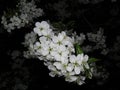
77, 80, 85, 85
51, 49, 69, 62
74, 66, 81, 74
34, 21, 52, 36
1, 16, 7, 25
82, 55, 89, 69
72, 32, 86, 45
39, 39, 54, 57
70, 54, 83, 65
39, 36, 48, 43
10, 16, 20, 27
69, 54, 89, 74
66, 64, 74, 72
7, 23, 15, 32
34, 42, 41, 50
86, 28, 107, 54
23, 31, 37, 47
53, 62, 63, 70
49, 72, 56, 77
1, 0, 43, 32
48, 64, 57, 71
52, 31, 69, 45
77, 76, 86, 85
23, 20, 92, 85
65, 76, 78, 82
69, 71, 75, 76
53, 62, 68, 74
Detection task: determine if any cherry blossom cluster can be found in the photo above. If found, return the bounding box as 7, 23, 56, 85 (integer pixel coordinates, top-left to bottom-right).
24, 21, 93, 85
87, 28, 108, 55
71, 28, 108, 55
1, 0, 43, 33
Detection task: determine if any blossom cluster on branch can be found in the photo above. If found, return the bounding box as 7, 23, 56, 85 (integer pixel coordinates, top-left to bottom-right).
1, 0, 43, 32
1, 0, 115, 88
23, 21, 98, 85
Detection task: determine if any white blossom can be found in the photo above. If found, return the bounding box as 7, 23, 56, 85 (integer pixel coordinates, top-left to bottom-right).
23, 21, 92, 85
34, 21, 52, 36
1, 0, 43, 32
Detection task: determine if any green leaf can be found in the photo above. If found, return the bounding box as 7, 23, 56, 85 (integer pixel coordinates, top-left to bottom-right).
75, 43, 83, 55
86, 70, 92, 79
88, 58, 98, 64
83, 65, 92, 79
